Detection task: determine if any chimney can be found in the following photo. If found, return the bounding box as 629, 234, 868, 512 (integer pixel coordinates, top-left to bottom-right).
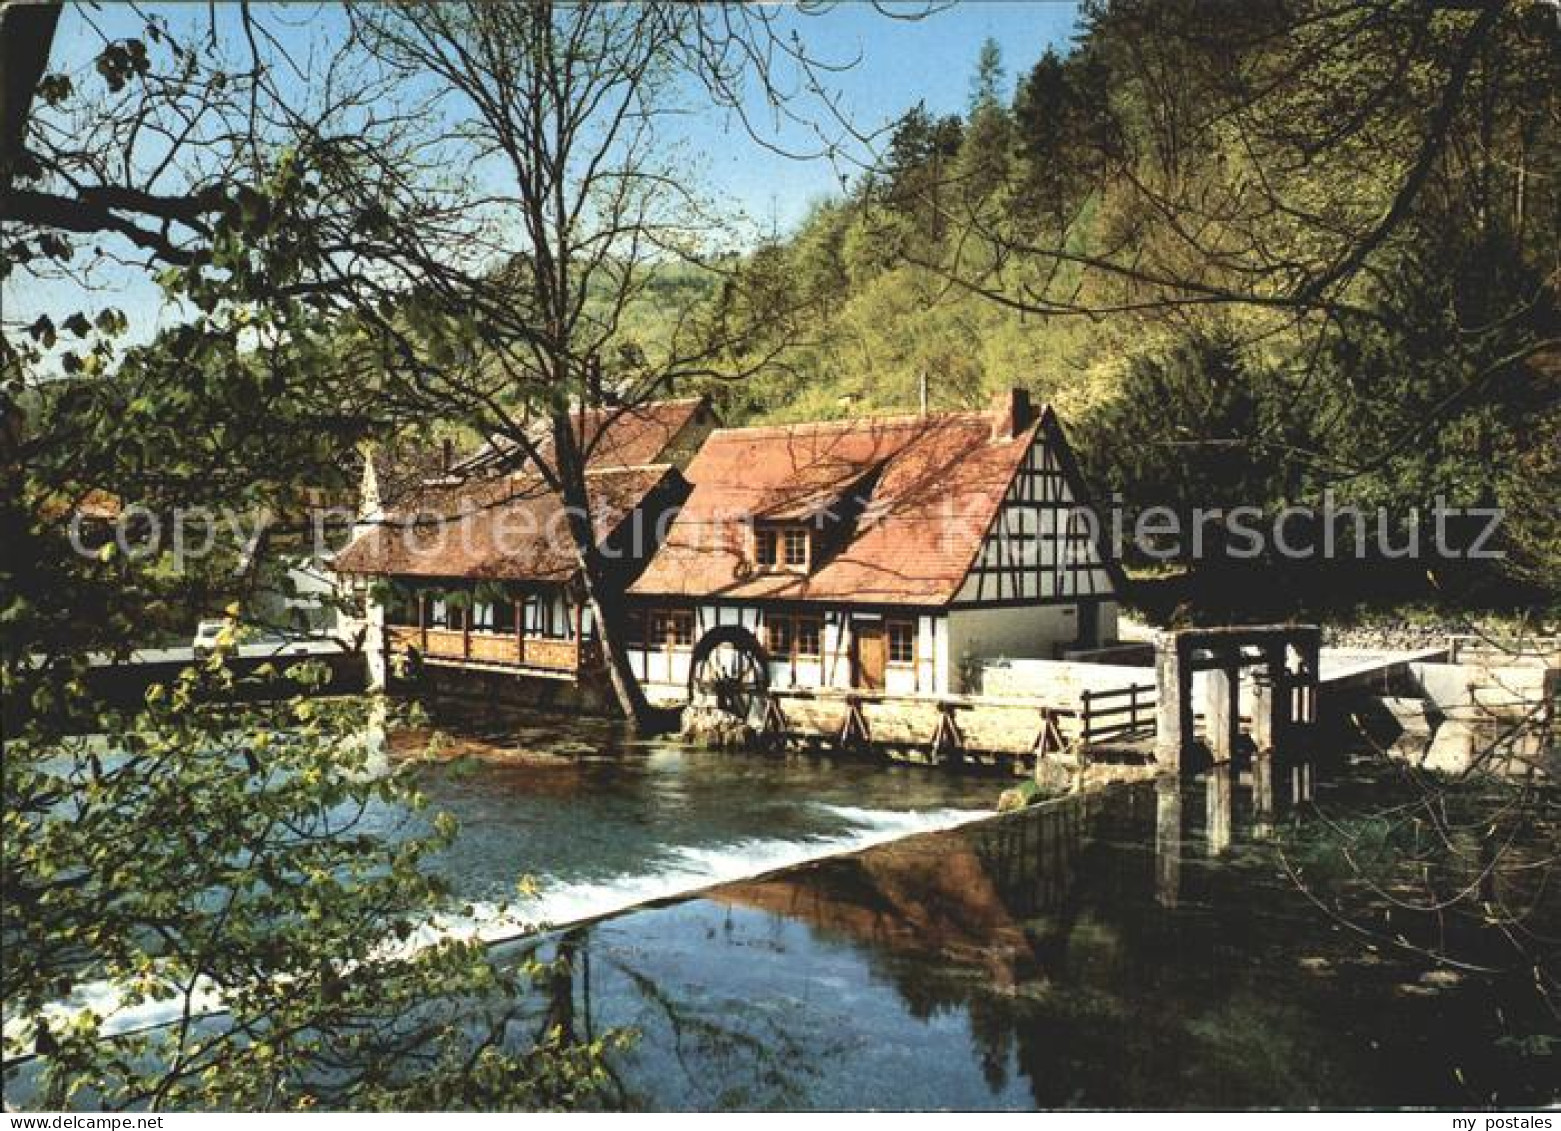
990, 387, 1034, 441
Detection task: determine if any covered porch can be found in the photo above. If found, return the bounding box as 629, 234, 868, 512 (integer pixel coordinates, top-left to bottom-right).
384, 580, 600, 678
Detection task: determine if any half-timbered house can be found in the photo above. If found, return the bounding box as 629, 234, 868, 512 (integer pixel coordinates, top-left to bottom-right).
626, 389, 1126, 702
332, 398, 715, 689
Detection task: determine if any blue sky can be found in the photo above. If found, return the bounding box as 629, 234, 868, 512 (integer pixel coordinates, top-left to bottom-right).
681, 1, 1083, 232
9, 2, 1083, 343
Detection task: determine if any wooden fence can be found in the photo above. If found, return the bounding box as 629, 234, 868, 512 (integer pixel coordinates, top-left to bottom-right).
1077, 683, 1157, 745
1447, 634, 1561, 666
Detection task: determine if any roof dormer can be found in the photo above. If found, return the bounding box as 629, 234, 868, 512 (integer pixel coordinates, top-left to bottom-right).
751, 520, 812, 574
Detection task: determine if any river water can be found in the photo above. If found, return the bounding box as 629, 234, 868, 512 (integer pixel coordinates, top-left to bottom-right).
12, 713, 1555, 1110
387, 719, 1558, 1110
376, 718, 1001, 935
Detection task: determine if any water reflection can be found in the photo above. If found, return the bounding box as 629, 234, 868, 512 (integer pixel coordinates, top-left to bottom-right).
1291, 759, 1315, 804
359, 719, 1001, 925
512, 754, 1553, 1110
1206, 765, 1233, 857
1155, 755, 1307, 906
1155, 777, 1181, 908
1252, 752, 1274, 837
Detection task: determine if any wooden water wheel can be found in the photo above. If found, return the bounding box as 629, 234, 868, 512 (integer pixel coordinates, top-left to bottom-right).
687, 625, 770, 722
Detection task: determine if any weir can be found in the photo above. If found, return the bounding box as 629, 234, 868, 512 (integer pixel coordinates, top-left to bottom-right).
1153, 625, 1322, 773
5, 738, 997, 1058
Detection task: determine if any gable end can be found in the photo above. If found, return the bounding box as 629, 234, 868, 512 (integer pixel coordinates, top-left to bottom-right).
953, 408, 1124, 605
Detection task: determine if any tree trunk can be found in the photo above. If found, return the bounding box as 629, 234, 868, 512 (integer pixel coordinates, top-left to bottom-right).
551, 413, 659, 733
539, 929, 581, 1045
0, 0, 61, 190
577, 551, 658, 731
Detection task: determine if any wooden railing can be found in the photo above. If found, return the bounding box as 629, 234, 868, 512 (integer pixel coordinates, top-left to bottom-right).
386, 625, 597, 675
1077, 683, 1157, 745
1448, 634, 1561, 666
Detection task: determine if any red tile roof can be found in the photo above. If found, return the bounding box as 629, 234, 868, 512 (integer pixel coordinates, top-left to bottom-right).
334, 464, 678, 582
367, 440, 451, 511
35, 487, 123, 525
630, 409, 1042, 606
455, 397, 707, 476
339, 398, 707, 581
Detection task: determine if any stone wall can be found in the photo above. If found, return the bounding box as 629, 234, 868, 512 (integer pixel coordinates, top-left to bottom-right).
1324, 620, 1559, 652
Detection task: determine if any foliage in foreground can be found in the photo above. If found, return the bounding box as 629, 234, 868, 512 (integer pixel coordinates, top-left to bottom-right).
1, 7, 628, 1105
2, 652, 628, 1110
1274, 748, 1560, 1086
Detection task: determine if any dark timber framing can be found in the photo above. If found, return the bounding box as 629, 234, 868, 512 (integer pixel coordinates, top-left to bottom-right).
961, 410, 1130, 606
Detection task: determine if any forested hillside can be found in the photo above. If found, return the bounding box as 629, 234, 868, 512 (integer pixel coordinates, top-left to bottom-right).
692, 0, 1560, 609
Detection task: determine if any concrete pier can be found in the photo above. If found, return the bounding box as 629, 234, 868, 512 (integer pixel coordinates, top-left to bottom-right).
1154, 626, 1321, 773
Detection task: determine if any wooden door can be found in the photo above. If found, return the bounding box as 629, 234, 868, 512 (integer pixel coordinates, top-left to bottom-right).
854, 622, 886, 690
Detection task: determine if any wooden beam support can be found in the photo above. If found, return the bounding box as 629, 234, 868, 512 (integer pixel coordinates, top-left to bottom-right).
1206, 665, 1241, 764
1155, 775, 1182, 908
1154, 631, 1195, 771
931, 701, 964, 768
1033, 707, 1067, 759
1251, 642, 1287, 753
839, 695, 871, 752
761, 694, 787, 753
1252, 750, 1275, 839
1206, 764, 1232, 856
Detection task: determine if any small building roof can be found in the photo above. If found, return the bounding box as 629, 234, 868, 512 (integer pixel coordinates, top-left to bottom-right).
339, 397, 708, 583
365, 440, 455, 513
34, 487, 124, 530
455, 397, 709, 477
630, 405, 1044, 607
334, 463, 679, 583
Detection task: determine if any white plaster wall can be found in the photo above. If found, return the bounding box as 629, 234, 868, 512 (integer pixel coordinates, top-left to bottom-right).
946, 604, 1079, 691
547, 591, 572, 637
628, 604, 950, 700
1410, 660, 1559, 719
364, 590, 386, 690
933, 614, 950, 693
953, 430, 1117, 605
337, 576, 386, 691
978, 658, 1153, 699
637, 643, 690, 699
